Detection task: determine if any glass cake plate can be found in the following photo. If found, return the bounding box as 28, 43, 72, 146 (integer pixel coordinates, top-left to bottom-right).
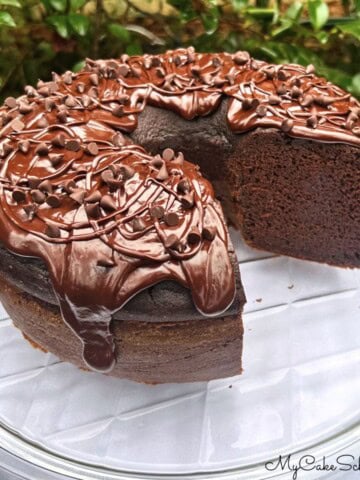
0, 228, 360, 479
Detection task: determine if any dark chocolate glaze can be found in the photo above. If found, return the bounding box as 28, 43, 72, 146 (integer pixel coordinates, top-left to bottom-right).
0, 47, 359, 372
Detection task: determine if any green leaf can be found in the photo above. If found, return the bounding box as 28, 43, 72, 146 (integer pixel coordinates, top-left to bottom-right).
70, 0, 87, 10
308, 0, 329, 30
351, 73, 360, 96
47, 14, 69, 38
68, 13, 89, 36
72, 60, 85, 72
0, 11, 16, 27
231, 0, 248, 11
201, 7, 219, 35
284, 1, 303, 21
126, 41, 142, 56
315, 30, 329, 44
49, 0, 66, 12
0, 0, 21, 7
108, 23, 130, 42
337, 21, 360, 41
245, 7, 275, 17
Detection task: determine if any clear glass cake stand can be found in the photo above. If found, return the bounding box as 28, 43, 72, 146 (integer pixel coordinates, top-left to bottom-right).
0, 228, 359, 479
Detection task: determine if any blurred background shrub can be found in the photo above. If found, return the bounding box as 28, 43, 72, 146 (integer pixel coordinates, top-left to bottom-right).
0, 0, 359, 101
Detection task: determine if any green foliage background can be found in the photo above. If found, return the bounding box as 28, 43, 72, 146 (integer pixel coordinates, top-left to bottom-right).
0, 0, 359, 102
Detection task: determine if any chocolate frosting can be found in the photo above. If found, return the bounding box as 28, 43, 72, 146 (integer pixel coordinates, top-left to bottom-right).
0, 47, 359, 372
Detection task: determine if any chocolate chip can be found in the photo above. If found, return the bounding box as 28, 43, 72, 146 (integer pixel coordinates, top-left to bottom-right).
100, 195, 117, 211
112, 105, 125, 117
76, 82, 85, 93
85, 190, 101, 203
19, 102, 33, 115
132, 217, 146, 232
38, 86, 50, 97
172, 152, 184, 166
269, 94, 281, 105
156, 164, 169, 182
164, 234, 180, 250
64, 180, 76, 193
18, 140, 30, 154
190, 65, 201, 77
305, 64, 315, 74
28, 176, 41, 189
12, 189, 26, 203
251, 60, 260, 70
264, 67, 275, 80
281, 118, 294, 132
31, 189, 46, 204
96, 254, 115, 268
291, 86, 302, 98
44, 98, 55, 112
49, 153, 64, 167
89, 73, 99, 86
188, 226, 201, 245
85, 202, 101, 218
301, 94, 314, 108
5, 97, 17, 109
277, 69, 288, 81
177, 178, 190, 194
118, 64, 130, 77
119, 165, 135, 180
35, 142, 49, 156
181, 191, 195, 209
85, 142, 99, 156
162, 148, 175, 161
276, 83, 287, 95
23, 203, 37, 220
256, 105, 267, 117
112, 132, 125, 147
233, 52, 249, 66
131, 66, 142, 78
164, 212, 179, 227
149, 205, 165, 220
65, 140, 81, 152
81, 95, 92, 108
46, 194, 61, 208
37, 116, 49, 129
64, 95, 77, 108
0, 142, 13, 157
156, 67, 166, 78
306, 115, 318, 129
25, 86, 37, 97
63, 71, 73, 85
38, 180, 53, 193
70, 189, 86, 205
56, 110, 68, 123
202, 226, 216, 241
51, 133, 66, 148
101, 169, 114, 184
150, 155, 164, 169
45, 224, 61, 238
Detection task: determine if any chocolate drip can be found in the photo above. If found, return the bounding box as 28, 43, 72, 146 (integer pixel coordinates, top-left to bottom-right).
0, 47, 359, 372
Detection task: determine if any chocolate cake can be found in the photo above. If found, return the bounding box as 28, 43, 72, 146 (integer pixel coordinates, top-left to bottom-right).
0, 47, 359, 383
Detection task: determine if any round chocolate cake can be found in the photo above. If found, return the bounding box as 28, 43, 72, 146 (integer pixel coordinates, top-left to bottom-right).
0, 47, 359, 383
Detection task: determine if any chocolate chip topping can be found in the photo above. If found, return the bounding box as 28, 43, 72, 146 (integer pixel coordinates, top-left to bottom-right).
0, 47, 358, 375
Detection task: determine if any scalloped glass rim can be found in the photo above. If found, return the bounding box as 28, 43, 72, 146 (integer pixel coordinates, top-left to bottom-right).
1, 419, 360, 479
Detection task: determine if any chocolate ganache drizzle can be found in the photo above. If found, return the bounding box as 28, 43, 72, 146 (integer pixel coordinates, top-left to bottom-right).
0, 47, 359, 372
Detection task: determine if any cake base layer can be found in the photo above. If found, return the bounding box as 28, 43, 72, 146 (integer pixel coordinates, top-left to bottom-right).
0, 276, 244, 383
